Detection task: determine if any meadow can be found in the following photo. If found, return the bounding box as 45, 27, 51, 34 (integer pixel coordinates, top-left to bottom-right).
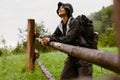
0, 47, 118, 80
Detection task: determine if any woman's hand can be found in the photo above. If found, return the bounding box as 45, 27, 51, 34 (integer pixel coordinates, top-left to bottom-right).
40, 38, 50, 46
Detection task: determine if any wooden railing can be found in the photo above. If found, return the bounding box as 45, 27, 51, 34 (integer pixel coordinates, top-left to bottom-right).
27, 0, 120, 79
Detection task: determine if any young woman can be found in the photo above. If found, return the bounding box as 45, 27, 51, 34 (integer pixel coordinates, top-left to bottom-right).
41, 2, 92, 80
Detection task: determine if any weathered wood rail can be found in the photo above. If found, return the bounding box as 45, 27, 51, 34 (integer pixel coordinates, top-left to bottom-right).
27, 0, 120, 79
49, 42, 120, 74
36, 59, 56, 80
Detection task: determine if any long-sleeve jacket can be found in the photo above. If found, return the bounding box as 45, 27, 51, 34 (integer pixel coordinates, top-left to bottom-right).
50, 17, 80, 46
50, 17, 92, 69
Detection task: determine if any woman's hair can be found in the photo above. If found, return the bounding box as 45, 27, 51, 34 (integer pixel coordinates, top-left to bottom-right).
65, 8, 73, 18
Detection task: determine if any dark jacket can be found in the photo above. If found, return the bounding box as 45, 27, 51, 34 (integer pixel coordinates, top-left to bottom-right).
50, 17, 92, 79
50, 17, 80, 46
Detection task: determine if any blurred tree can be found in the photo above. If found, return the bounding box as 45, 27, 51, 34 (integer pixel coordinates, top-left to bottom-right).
12, 20, 53, 54
88, 5, 117, 47
0, 36, 6, 47
89, 5, 112, 34
0, 36, 10, 56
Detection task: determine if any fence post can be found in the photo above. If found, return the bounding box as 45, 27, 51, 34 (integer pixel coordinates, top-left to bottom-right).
27, 19, 35, 71
113, 0, 120, 68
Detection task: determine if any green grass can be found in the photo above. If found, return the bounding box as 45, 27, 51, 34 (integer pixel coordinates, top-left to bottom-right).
98, 47, 118, 53
0, 47, 118, 80
39, 51, 116, 79
0, 54, 47, 80
40, 51, 67, 80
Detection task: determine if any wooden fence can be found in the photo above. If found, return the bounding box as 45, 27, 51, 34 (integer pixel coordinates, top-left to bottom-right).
27, 0, 120, 80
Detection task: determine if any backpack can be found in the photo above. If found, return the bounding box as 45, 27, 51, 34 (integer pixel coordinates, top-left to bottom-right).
76, 15, 98, 49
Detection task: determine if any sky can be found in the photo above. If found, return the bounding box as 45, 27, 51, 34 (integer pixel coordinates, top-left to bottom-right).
0, 0, 113, 47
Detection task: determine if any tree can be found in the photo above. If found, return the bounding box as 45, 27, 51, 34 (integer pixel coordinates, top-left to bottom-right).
89, 5, 112, 34
18, 20, 49, 42
13, 20, 52, 54
0, 36, 10, 56
88, 5, 117, 47
0, 36, 6, 47
35, 22, 49, 38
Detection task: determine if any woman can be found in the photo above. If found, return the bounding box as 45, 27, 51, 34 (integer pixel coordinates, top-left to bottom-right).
41, 2, 92, 80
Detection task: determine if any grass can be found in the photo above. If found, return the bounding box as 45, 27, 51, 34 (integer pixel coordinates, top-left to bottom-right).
98, 47, 118, 53
40, 51, 67, 80
0, 54, 47, 80
39, 51, 116, 79
0, 47, 118, 80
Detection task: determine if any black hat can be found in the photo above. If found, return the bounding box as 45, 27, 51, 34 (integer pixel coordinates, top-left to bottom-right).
56, 2, 73, 15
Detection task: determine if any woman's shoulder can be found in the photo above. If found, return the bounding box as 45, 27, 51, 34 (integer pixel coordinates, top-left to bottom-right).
70, 17, 79, 24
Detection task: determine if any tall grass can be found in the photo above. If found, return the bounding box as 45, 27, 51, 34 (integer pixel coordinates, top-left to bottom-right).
39, 51, 116, 79
0, 47, 118, 80
0, 54, 47, 80
99, 47, 118, 53
40, 51, 67, 80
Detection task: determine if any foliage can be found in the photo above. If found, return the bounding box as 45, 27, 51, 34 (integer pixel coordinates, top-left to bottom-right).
16, 20, 54, 54
98, 28, 117, 47
0, 49, 2, 56
88, 5, 117, 47
0, 20, 54, 56
0, 54, 47, 80
0, 50, 116, 80
40, 51, 67, 79
35, 22, 49, 38
34, 23, 56, 53
99, 47, 118, 53
0, 36, 12, 56
11, 42, 27, 55
0, 48, 10, 56
93, 21, 102, 33
89, 5, 112, 34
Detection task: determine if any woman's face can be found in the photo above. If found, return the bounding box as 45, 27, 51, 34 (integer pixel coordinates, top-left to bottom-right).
58, 5, 67, 17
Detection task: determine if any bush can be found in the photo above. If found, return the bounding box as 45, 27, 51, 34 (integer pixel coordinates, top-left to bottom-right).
98, 28, 117, 47
0, 48, 10, 56
0, 49, 2, 56
11, 42, 27, 55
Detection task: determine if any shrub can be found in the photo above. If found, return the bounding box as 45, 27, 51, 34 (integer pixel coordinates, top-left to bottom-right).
0, 48, 10, 56
98, 28, 117, 47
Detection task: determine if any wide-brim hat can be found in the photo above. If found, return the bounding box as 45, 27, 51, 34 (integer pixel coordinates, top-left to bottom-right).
56, 2, 73, 15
